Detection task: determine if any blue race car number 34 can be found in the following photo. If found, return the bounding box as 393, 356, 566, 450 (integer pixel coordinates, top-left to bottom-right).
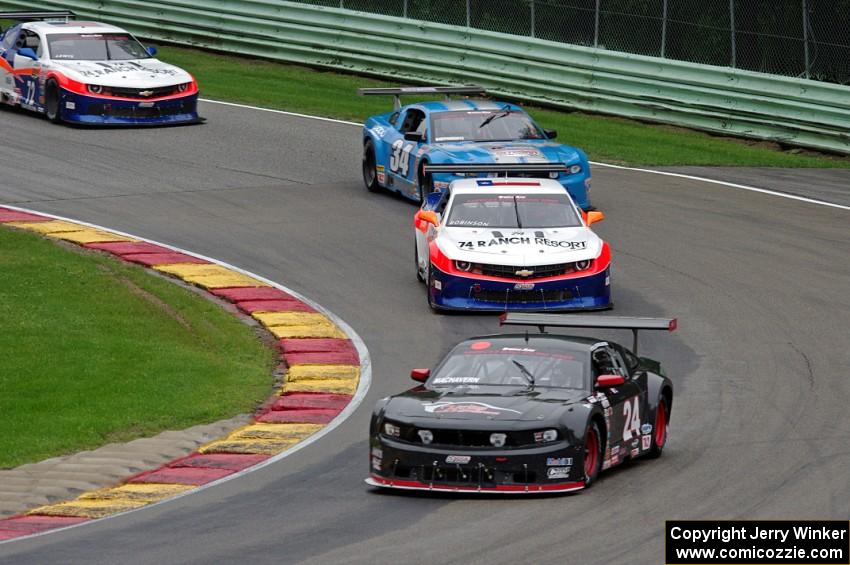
390, 139, 414, 176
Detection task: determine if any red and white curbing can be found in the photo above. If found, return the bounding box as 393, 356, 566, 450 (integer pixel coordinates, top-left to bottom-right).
0, 205, 370, 543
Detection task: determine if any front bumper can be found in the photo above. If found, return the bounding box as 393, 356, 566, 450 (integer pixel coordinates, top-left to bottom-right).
59, 89, 200, 125
432, 172, 591, 210
429, 265, 612, 311
368, 436, 585, 494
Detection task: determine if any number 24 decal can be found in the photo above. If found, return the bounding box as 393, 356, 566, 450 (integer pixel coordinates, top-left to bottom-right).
622, 397, 641, 441
389, 139, 414, 176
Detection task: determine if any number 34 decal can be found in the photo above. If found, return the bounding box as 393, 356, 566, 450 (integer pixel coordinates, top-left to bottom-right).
389, 139, 414, 176
622, 397, 641, 441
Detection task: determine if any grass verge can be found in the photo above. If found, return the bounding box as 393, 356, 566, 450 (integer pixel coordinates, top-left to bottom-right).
0, 226, 275, 469
158, 44, 850, 168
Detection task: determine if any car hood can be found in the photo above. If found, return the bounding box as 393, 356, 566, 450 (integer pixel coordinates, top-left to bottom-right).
50, 58, 191, 88
429, 140, 580, 165
439, 225, 602, 262
385, 387, 587, 422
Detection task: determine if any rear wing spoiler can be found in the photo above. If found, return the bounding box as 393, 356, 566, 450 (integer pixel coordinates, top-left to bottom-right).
0, 11, 75, 24
499, 313, 677, 354
423, 163, 568, 176
358, 85, 486, 111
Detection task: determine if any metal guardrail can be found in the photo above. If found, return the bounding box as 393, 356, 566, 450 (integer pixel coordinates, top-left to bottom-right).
2, 0, 849, 153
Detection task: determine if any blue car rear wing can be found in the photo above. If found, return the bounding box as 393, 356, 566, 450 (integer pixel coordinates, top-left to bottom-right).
0, 11, 75, 25
500, 313, 677, 354
423, 163, 569, 176
358, 85, 486, 110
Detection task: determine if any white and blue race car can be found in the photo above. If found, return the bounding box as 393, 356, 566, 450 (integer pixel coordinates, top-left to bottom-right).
0, 11, 199, 125
360, 86, 593, 210
414, 164, 611, 312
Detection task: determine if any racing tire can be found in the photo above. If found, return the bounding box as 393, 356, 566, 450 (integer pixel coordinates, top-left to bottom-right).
362, 139, 380, 193
646, 397, 668, 459
45, 80, 62, 124
425, 262, 440, 312
583, 420, 603, 487
417, 161, 432, 204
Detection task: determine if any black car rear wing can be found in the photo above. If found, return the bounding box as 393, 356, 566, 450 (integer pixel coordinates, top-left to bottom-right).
423, 163, 569, 176
500, 313, 677, 354
0, 11, 75, 24
358, 85, 487, 110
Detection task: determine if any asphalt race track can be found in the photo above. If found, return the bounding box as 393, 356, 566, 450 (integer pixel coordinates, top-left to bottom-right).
1, 101, 848, 565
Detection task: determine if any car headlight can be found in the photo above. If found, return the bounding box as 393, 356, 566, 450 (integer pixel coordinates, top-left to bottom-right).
575, 259, 591, 271
454, 261, 483, 274
87, 84, 104, 94
177, 82, 190, 93
418, 429, 433, 444
549, 171, 560, 179
534, 429, 558, 443
490, 433, 507, 447
383, 422, 400, 437
568, 164, 582, 174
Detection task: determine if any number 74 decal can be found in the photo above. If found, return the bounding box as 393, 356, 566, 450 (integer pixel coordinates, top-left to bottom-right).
622, 396, 641, 442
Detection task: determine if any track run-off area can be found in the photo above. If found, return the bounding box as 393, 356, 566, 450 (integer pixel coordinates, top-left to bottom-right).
0, 100, 848, 565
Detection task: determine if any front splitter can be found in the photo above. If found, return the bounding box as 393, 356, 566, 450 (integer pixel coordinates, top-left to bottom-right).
365, 476, 584, 494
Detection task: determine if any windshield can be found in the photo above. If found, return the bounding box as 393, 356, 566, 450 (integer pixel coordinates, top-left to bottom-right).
429, 340, 589, 390
432, 110, 545, 142
47, 33, 150, 61
446, 193, 581, 229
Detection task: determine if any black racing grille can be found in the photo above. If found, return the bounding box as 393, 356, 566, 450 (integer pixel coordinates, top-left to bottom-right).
479, 262, 573, 279
429, 429, 543, 447
473, 288, 573, 304
389, 423, 548, 448
504, 171, 555, 179
392, 463, 537, 485
88, 100, 196, 118
104, 105, 178, 118
109, 85, 181, 99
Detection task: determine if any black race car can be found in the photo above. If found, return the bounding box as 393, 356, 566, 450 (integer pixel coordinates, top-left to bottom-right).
366, 313, 676, 493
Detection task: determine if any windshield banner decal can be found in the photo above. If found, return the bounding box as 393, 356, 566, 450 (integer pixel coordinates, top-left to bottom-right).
458, 238, 587, 249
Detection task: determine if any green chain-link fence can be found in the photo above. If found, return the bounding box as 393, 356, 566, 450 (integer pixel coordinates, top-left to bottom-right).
291, 0, 850, 84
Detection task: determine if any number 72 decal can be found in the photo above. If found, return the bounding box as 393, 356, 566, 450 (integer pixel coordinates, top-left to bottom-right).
389, 139, 414, 176
622, 397, 641, 441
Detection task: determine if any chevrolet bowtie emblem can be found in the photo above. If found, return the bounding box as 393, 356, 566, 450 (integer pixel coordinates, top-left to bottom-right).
515, 269, 534, 277
139, 90, 154, 97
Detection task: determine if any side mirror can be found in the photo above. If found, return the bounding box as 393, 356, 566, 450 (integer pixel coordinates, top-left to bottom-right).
424, 191, 442, 209
146, 46, 158, 56
596, 374, 625, 388
586, 210, 605, 226
17, 47, 38, 61
404, 131, 425, 143
414, 210, 439, 230
411, 368, 430, 382
544, 129, 557, 139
